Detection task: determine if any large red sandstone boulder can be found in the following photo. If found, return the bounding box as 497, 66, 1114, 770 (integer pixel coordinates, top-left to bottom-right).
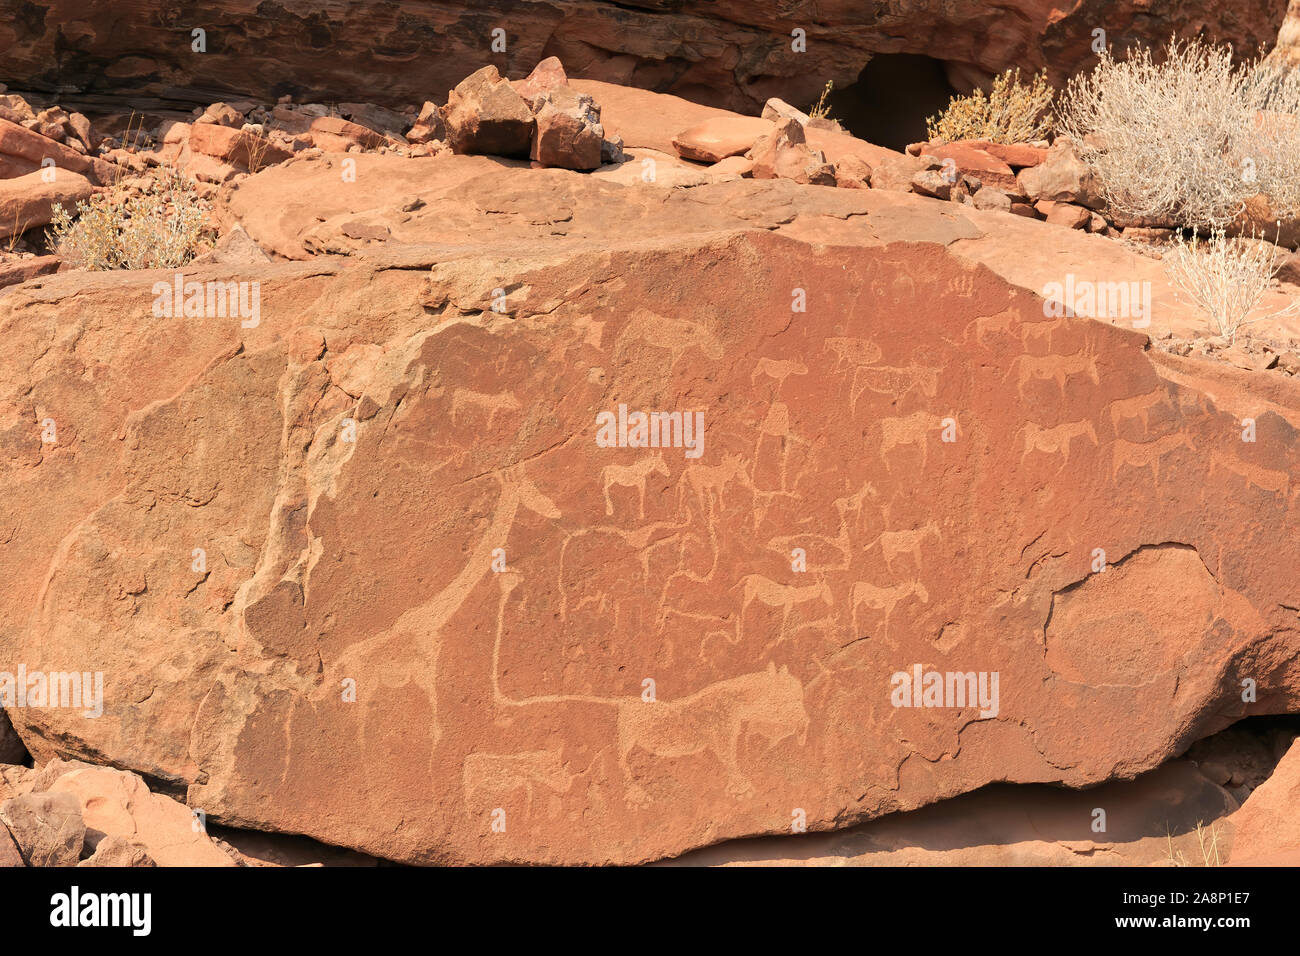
308, 116, 387, 152
917, 142, 1019, 192
1017, 136, 1102, 210
749, 118, 835, 185
188, 122, 292, 171
531, 88, 605, 171
440, 65, 535, 158
0, 117, 117, 184
5, 163, 1300, 864
0, 170, 95, 239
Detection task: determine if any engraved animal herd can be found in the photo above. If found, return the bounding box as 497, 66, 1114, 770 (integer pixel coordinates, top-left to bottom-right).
448, 308, 1294, 817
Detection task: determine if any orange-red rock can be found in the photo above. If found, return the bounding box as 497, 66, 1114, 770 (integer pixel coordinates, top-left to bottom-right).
4, 150, 1300, 864
673, 117, 774, 163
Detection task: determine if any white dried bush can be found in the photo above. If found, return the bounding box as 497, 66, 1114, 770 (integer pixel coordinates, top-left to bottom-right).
1165, 228, 1297, 342
47, 167, 211, 270
1059, 37, 1300, 231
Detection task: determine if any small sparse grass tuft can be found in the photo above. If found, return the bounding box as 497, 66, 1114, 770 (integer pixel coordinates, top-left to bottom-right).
809, 80, 835, 121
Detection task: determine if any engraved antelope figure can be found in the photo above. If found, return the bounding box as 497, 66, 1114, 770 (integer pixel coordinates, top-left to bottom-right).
602, 453, 670, 518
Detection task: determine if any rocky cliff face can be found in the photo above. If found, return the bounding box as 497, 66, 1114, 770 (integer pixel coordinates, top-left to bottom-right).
0, 0, 1289, 115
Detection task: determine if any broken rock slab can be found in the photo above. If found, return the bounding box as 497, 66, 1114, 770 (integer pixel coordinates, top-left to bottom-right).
441, 65, 535, 158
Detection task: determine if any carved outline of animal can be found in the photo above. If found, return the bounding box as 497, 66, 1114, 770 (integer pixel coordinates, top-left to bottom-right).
462, 749, 575, 818
879, 411, 940, 471
1019, 419, 1100, 465
850, 579, 929, 636
1209, 452, 1291, 496
1106, 387, 1170, 436
1007, 342, 1101, 396
450, 388, 522, 430
602, 453, 670, 518
677, 452, 755, 520
751, 357, 809, 388
866, 522, 940, 573
853, 364, 940, 406
825, 337, 884, 372
615, 662, 810, 805
735, 573, 835, 650
1110, 432, 1195, 484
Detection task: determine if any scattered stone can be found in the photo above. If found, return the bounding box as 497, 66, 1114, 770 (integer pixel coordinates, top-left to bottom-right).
531, 88, 604, 171
1036, 200, 1091, 229
973, 187, 1013, 212
1017, 135, 1102, 208
761, 97, 812, 127
78, 835, 157, 867
440, 65, 534, 158
834, 154, 872, 189
197, 102, 244, 127
309, 116, 387, 152
910, 168, 953, 200
673, 116, 773, 163
0, 792, 84, 867
406, 101, 445, 144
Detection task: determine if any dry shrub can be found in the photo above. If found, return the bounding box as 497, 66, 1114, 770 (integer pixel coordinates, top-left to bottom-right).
1059, 37, 1300, 231
1165, 227, 1297, 342
47, 167, 211, 270
925, 68, 1055, 144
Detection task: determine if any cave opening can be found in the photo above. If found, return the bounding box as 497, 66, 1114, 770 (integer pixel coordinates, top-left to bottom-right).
824, 53, 960, 152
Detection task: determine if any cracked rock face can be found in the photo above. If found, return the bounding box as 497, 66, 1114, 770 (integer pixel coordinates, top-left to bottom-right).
2, 159, 1299, 863
0, 1, 1288, 115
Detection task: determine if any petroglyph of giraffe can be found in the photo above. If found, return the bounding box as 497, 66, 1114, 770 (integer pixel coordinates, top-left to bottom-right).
329, 465, 560, 784
602, 453, 670, 518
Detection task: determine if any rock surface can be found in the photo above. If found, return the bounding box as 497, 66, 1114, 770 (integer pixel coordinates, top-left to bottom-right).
3, 135, 1300, 863
0, 1, 1287, 116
